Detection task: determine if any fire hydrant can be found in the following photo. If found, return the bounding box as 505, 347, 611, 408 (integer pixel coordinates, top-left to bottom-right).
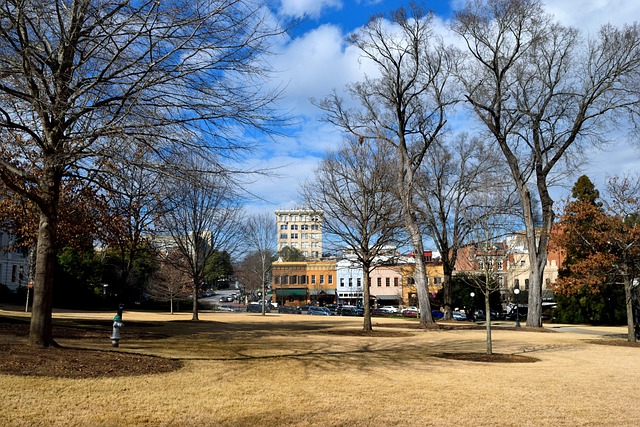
110, 305, 124, 347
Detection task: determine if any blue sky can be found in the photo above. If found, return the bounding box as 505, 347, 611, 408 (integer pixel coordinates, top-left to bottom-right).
244, 0, 640, 218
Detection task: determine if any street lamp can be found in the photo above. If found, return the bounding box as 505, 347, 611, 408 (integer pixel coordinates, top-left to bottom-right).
513, 288, 521, 328
470, 292, 475, 322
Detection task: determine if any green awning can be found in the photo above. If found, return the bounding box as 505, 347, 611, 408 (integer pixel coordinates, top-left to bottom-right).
275, 288, 307, 296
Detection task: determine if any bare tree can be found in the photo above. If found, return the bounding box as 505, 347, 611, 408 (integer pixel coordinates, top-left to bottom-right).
302, 137, 405, 331
146, 251, 190, 314
158, 162, 244, 321
318, 6, 458, 326
97, 146, 166, 299
415, 133, 512, 320
0, 0, 287, 346
452, 0, 640, 327
242, 213, 276, 315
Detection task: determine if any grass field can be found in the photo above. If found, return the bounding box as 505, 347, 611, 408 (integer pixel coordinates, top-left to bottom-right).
1, 307, 638, 426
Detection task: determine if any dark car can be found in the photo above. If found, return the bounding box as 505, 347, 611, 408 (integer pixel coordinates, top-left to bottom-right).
247, 303, 271, 313
339, 306, 364, 316
278, 305, 302, 314
308, 306, 332, 316
371, 308, 392, 316
326, 304, 342, 314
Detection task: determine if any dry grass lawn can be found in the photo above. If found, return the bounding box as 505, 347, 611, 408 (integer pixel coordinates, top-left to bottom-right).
1, 306, 638, 426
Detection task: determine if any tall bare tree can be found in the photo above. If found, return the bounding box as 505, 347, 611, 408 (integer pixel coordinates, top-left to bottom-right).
415, 133, 512, 320
158, 163, 244, 321
302, 137, 405, 331
242, 213, 276, 315
453, 0, 640, 327
318, 6, 458, 326
0, 0, 286, 346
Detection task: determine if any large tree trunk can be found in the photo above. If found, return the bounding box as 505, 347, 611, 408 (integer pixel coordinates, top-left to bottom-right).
29, 169, 61, 347
406, 219, 434, 327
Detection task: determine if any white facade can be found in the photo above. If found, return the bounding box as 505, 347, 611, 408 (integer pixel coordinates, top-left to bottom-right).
335, 258, 364, 305
275, 209, 323, 258
0, 231, 30, 292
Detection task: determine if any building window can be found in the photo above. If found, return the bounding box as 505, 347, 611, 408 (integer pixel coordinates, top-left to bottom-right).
301, 215, 309, 221
302, 251, 308, 257
406, 277, 415, 286
291, 276, 297, 285
394, 277, 399, 287
282, 275, 289, 285
311, 215, 319, 221
280, 233, 288, 239
311, 233, 319, 239
357, 278, 361, 287
520, 260, 526, 267
377, 277, 382, 287
291, 224, 298, 230
386, 278, 390, 287
280, 224, 287, 230
300, 275, 308, 285
311, 242, 319, 248
311, 224, 319, 230
301, 242, 309, 248
291, 243, 298, 248
348, 278, 353, 286
311, 275, 316, 285
279, 215, 286, 221
340, 278, 344, 287
290, 233, 298, 239
301, 224, 309, 230
320, 275, 324, 285
274, 276, 280, 285
301, 233, 308, 239
11, 265, 17, 282
514, 279, 520, 289
525, 279, 529, 290
328, 275, 333, 284
312, 251, 319, 258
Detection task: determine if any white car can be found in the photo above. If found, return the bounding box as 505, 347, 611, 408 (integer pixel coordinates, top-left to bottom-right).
381, 306, 399, 314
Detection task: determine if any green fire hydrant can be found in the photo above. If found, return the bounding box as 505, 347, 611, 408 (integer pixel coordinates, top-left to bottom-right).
110, 305, 124, 347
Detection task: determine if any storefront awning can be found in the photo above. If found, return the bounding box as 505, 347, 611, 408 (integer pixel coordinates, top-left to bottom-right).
275, 288, 307, 297
375, 295, 402, 301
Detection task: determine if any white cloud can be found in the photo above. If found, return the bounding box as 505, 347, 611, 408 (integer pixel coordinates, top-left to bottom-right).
278, 0, 342, 19
544, 0, 640, 33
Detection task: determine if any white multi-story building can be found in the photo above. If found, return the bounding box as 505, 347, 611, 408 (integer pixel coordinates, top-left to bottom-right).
275, 209, 323, 258
335, 257, 364, 305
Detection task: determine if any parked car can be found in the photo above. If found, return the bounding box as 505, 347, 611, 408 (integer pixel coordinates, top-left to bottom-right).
381, 306, 400, 314
219, 296, 234, 302
452, 311, 467, 321
247, 303, 271, 313
326, 304, 343, 314
217, 304, 235, 312
401, 306, 419, 317
278, 305, 302, 314
371, 308, 392, 316
339, 306, 364, 316
308, 306, 332, 316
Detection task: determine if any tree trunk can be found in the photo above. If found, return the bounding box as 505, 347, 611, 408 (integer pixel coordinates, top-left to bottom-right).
29, 167, 61, 347
405, 220, 434, 326
624, 275, 636, 342
363, 263, 372, 332
442, 263, 454, 320
485, 285, 492, 354
192, 281, 199, 321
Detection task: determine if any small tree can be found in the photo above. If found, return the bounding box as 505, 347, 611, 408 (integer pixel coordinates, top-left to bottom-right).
242, 213, 277, 315
302, 137, 405, 331
158, 161, 244, 321
147, 251, 190, 314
